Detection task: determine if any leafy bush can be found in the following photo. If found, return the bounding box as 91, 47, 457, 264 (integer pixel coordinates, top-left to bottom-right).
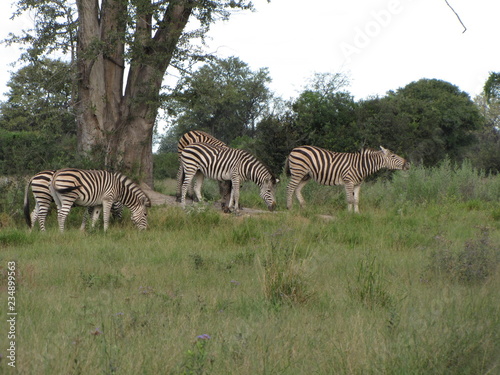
0, 129, 76, 175
153, 152, 179, 179
389, 158, 500, 205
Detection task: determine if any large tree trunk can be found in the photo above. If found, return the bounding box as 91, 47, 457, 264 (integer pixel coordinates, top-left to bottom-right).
75, 0, 192, 186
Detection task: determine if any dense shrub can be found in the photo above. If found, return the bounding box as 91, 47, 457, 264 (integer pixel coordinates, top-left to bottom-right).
153, 152, 179, 179
0, 130, 76, 175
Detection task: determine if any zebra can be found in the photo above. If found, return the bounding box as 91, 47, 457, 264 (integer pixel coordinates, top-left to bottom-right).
49, 168, 150, 232
23, 170, 123, 231
176, 130, 231, 210
180, 143, 279, 212
285, 145, 410, 213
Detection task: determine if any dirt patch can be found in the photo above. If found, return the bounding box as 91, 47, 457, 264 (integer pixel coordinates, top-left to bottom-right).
140, 183, 272, 215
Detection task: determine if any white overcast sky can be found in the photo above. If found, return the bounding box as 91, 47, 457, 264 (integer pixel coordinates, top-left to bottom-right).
0, 0, 499, 102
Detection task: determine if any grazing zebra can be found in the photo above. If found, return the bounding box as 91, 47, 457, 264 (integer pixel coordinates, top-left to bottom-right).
23, 170, 123, 231
49, 168, 150, 232
285, 145, 410, 212
176, 130, 231, 210
180, 143, 278, 212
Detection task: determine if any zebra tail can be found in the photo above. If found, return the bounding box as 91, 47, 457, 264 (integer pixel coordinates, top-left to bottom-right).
284, 156, 291, 177
23, 179, 32, 228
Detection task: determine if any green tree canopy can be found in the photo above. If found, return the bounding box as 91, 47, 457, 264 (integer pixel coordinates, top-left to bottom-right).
358, 79, 484, 166
0, 59, 75, 134
0, 59, 77, 174
5, 0, 255, 185
484, 72, 500, 102
292, 72, 359, 151
164, 56, 272, 144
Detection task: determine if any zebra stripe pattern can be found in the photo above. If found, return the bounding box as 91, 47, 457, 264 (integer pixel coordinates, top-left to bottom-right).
180, 143, 279, 212
176, 130, 231, 210
285, 145, 410, 212
23, 170, 124, 231
49, 169, 150, 232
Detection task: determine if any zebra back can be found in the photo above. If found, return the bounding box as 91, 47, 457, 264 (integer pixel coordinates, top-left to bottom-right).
177, 130, 226, 155
181, 143, 276, 186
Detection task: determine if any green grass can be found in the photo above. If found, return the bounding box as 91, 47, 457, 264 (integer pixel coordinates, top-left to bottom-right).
1, 163, 500, 374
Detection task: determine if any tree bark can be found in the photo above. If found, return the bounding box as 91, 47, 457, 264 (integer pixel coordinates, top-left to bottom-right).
76, 0, 193, 186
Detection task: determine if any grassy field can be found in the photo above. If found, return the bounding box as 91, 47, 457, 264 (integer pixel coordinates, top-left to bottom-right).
1, 162, 499, 374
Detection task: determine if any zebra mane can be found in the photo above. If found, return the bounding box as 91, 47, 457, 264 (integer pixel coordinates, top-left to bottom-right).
112, 171, 151, 206
360, 148, 379, 154
238, 148, 276, 180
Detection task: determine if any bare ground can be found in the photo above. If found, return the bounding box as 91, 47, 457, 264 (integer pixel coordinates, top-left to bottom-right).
140, 183, 272, 215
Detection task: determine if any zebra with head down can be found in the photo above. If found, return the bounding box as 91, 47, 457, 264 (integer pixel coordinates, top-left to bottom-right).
49, 168, 150, 232
23, 170, 123, 231
176, 130, 231, 210
285, 145, 410, 213
180, 143, 279, 213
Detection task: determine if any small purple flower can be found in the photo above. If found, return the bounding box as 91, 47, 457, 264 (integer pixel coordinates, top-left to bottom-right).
197, 334, 211, 340
230, 280, 240, 286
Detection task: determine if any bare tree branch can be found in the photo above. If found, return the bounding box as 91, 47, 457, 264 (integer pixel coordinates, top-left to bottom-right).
445, 0, 467, 33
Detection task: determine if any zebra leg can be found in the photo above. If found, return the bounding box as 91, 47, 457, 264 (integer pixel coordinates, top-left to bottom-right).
344, 183, 356, 212
286, 174, 308, 209
295, 179, 309, 208
193, 172, 204, 203
181, 170, 196, 208
219, 181, 231, 213
85, 206, 102, 229
37, 203, 51, 232
57, 203, 73, 232
228, 177, 241, 212
80, 208, 89, 230
353, 184, 361, 213
30, 206, 39, 232
102, 201, 113, 232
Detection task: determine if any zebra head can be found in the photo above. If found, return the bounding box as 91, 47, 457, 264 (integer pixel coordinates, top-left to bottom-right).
259, 176, 279, 211
130, 195, 150, 230
380, 146, 410, 171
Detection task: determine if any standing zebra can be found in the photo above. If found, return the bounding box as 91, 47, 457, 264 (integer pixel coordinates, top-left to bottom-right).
49, 169, 150, 232
23, 170, 123, 231
176, 130, 231, 210
285, 145, 410, 212
180, 143, 278, 212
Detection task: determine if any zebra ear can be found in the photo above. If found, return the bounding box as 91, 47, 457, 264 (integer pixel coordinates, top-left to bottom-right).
275, 178, 280, 184
380, 146, 389, 154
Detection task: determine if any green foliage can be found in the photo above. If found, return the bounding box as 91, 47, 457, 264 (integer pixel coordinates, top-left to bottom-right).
153, 152, 179, 179
484, 71, 500, 102
0, 59, 75, 133
163, 56, 272, 144
0, 129, 76, 175
387, 158, 500, 206
0, 59, 77, 175
291, 72, 359, 151
358, 79, 484, 166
